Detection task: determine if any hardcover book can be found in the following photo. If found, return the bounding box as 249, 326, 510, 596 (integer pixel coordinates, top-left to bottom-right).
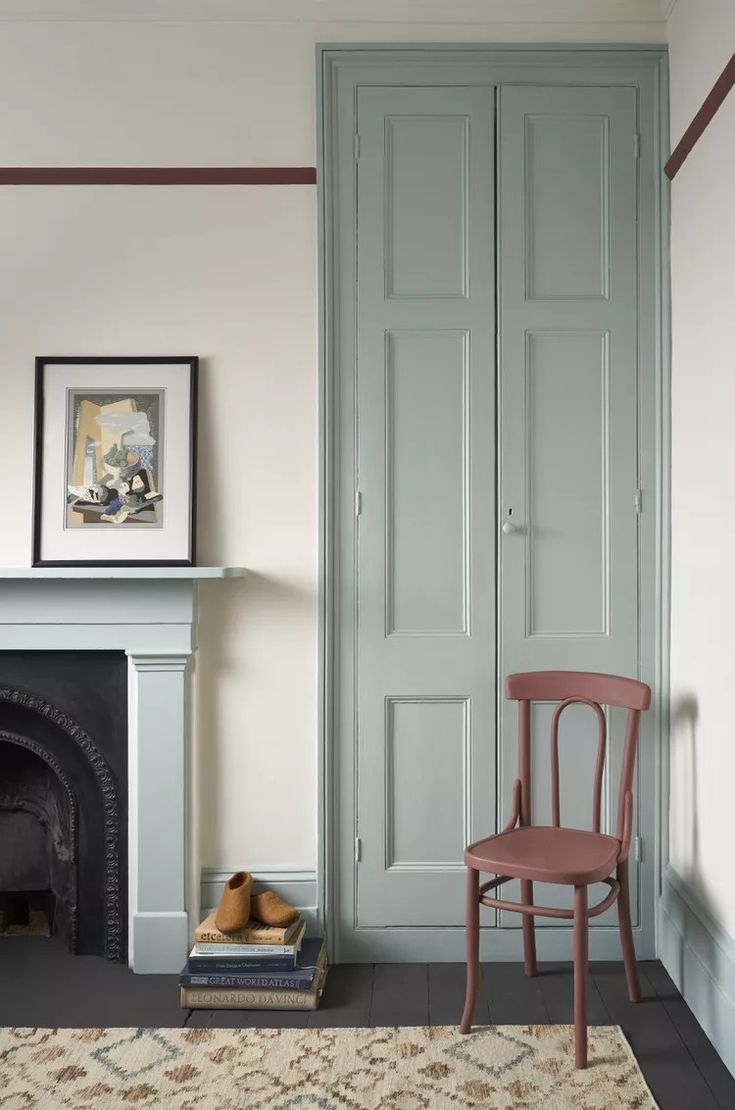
180, 945, 327, 1011
186, 953, 297, 974
181, 939, 322, 990
191, 920, 306, 958
194, 911, 302, 946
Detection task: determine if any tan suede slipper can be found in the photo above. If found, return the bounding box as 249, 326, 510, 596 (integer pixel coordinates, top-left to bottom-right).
251, 890, 300, 927
214, 871, 253, 933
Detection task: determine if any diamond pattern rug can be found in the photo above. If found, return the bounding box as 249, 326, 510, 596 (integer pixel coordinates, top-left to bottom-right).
0, 1024, 657, 1108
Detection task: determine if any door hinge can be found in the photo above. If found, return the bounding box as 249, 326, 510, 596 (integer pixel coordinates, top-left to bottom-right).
355, 490, 362, 517
634, 488, 642, 514
633, 133, 640, 159
354, 133, 361, 161
634, 835, 643, 863
355, 836, 362, 863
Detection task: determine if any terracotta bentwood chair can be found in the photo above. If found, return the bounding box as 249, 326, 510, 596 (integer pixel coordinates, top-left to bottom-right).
459, 670, 651, 1069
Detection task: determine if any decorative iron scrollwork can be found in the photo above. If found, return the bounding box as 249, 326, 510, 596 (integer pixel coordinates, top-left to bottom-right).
0, 687, 121, 960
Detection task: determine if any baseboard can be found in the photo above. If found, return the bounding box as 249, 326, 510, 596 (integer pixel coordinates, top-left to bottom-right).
130, 911, 189, 975
200, 867, 319, 933
659, 865, 735, 1078
336, 925, 650, 963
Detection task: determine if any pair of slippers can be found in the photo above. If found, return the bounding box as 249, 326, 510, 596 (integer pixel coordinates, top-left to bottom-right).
215, 871, 299, 934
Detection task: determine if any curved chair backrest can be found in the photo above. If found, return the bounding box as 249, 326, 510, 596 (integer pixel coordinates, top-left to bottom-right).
505, 670, 651, 841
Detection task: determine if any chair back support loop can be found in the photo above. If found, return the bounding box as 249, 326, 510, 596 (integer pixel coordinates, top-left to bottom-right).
550, 697, 606, 832
505, 670, 650, 841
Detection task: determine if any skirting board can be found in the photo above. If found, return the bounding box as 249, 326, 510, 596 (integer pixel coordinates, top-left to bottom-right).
659, 865, 735, 1078
201, 867, 318, 933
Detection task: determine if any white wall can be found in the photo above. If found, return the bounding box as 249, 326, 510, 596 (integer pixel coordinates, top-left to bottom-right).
668, 0, 735, 937
0, 2, 665, 883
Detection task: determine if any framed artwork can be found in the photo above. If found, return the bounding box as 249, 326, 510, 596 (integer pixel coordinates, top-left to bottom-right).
33, 356, 198, 566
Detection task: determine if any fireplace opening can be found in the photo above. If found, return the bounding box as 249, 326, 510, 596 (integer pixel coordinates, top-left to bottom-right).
0, 740, 76, 946
0, 652, 127, 960
0, 891, 54, 937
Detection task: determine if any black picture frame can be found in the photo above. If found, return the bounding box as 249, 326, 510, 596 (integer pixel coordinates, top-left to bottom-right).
32, 356, 198, 567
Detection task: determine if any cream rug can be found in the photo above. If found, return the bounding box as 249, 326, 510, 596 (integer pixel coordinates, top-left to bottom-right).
0, 1024, 657, 1109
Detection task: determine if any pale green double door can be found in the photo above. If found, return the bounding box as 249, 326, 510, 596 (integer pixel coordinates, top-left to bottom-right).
348, 82, 642, 958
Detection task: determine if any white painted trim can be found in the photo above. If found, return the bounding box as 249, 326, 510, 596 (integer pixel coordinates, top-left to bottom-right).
127, 656, 140, 969
653, 50, 672, 937
0, 1, 667, 29
0, 566, 246, 579
130, 912, 190, 975
659, 866, 735, 1078
127, 651, 191, 973
339, 925, 650, 963
202, 867, 317, 886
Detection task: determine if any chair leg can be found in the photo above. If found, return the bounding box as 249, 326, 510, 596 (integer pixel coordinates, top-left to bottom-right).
573, 885, 588, 1070
520, 879, 537, 976
617, 858, 641, 1003
460, 866, 480, 1034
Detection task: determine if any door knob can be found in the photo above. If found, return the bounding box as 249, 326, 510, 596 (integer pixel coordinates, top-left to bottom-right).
502, 521, 517, 535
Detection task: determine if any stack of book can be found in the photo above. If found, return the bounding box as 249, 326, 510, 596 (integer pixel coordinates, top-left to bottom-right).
179, 911, 327, 1011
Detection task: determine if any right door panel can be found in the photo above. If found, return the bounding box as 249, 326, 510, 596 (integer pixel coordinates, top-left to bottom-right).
498, 86, 640, 927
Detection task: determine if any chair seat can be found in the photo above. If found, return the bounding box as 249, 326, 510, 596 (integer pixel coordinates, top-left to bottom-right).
465, 825, 621, 885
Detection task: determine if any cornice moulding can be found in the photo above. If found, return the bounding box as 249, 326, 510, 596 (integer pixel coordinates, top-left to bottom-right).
0, 0, 667, 27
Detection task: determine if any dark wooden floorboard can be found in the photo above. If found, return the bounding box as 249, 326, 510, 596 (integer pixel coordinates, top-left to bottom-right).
0, 938, 186, 1028
309, 964, 374, 1028
536, 961, 610, 1025
370, 963, 429, 1027
428, 962, 487, 1027
643, 961, 735, 1110
592, 960, 721, 1110
1, 939, 733, 1110
481, 961, 549, 1024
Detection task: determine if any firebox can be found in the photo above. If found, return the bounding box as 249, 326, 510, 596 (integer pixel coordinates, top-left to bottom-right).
0, 652, 127, 960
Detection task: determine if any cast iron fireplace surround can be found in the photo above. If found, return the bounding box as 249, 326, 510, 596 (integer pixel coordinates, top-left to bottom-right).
0, 652, 127, 959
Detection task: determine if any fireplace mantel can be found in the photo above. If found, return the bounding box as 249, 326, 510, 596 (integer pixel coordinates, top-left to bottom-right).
0, 567, 246, 578
0, 566, 246, 973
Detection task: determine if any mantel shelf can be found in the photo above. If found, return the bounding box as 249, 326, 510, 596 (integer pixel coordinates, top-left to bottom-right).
0, 566, 247, 580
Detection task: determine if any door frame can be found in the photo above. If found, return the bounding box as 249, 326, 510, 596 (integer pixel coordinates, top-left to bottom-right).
317, 44, 670, 962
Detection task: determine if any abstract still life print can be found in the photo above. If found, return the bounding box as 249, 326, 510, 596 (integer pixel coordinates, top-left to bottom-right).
65, 390, 165, 528
33, 357, 197, 565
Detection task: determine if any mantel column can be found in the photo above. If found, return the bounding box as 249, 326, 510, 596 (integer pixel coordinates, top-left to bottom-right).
127, 651, 191, 973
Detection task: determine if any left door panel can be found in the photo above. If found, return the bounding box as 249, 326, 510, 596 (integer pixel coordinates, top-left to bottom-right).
354, 86, 496, 929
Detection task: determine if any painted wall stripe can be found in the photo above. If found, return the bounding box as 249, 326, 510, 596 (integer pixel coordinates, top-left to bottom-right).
664, 52, 735, 180
0, 167, 317, 185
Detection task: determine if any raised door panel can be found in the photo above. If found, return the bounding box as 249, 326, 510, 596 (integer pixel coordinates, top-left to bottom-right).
385, 697, 469, 871
526, 331, 610, 637
525, 113, 609, 300
386, 330, 469, 636
385, 115, 469, 299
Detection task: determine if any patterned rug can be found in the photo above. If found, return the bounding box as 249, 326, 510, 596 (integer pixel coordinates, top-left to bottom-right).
0, 1024, 656, 1109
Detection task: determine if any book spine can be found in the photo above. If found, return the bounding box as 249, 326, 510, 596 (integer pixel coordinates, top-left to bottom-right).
180, 985, 321, 1011
194, 932, 288, 941
192, 942, 299, 956
194, 927, 290, 945
180, 973, 310, 990
187, 957, 296, 973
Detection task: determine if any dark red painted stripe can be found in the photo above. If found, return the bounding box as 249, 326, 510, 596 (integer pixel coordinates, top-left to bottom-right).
665, 53, 735, 180
0, 167, 316, 185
